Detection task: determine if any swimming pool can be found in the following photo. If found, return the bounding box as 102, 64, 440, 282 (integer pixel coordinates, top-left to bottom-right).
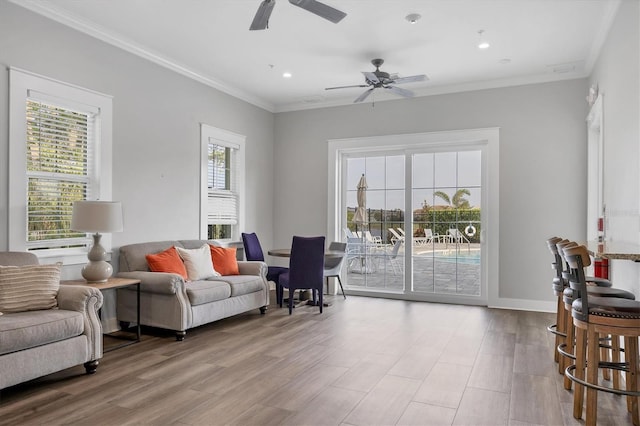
416, 250, 481, 265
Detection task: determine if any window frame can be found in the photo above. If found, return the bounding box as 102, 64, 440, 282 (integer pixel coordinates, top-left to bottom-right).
9, 68, 113, 264
199, 123, 245, 242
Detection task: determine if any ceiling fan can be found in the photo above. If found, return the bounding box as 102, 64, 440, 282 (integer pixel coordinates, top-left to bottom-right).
325, 59, 429, 103
250, 0, 347, 31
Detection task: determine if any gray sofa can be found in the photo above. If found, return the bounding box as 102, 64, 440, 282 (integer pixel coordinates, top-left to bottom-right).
0, 252, 104, 390
116, 240, 269, 340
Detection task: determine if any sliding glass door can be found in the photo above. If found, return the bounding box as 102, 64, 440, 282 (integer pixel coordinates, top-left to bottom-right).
341, 144, 485, 304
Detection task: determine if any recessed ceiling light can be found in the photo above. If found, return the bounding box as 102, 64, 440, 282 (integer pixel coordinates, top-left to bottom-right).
282, 72, 292, 78
477, 30, 490, 49
405, 13, 421, 24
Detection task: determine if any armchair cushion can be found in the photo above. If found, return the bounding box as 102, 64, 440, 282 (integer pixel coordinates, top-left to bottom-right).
0, 309, 84, 355
0, 264, 61, 313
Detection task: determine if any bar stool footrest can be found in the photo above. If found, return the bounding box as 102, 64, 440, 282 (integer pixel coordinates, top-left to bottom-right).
564, 364, 640, 397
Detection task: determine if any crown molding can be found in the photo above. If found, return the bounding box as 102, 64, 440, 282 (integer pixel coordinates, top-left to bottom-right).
274, 71, 589, 113
9, 0, 276, 113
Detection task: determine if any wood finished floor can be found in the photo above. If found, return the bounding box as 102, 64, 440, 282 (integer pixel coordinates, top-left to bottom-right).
0, 294, 635, 425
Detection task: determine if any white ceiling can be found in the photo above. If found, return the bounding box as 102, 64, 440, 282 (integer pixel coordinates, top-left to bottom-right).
12, 0, 619, 112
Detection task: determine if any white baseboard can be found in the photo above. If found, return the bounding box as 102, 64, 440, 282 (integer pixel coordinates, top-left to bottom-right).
489, 297, 556, 313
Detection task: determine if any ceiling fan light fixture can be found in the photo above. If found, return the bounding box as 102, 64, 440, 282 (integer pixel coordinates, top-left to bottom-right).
477, 30, 490, 49
405, 13, 421, 24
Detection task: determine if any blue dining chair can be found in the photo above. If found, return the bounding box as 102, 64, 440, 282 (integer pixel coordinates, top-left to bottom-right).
279, 236, 325, 314
242, 232, 288, 302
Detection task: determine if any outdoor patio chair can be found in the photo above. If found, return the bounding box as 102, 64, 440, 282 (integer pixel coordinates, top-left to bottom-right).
371, 239, 403, 275
279, 236, 325, 314
364, 231, 383, 245
397, 227, 406, 236
324, 241, 347, 299
388, 228, 404, 243
425, 228, 440, 243
447, 228, 471, 251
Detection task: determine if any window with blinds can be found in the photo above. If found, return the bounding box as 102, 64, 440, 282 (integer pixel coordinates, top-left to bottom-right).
25, 99, 93, 249
9, 68, 112, 259
207, 141, 238, 239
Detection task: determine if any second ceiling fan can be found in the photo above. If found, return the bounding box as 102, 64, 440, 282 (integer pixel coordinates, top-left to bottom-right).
326, 59, 429, 103
250, 0, 346, 31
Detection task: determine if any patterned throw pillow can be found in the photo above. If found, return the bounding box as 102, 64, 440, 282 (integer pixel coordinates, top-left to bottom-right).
0, 263, 61, 313
176, 245, 220, 281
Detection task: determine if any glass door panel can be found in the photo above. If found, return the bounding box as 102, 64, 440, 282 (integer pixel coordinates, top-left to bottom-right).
411, 150, 482, 297
345, 155, 405, 292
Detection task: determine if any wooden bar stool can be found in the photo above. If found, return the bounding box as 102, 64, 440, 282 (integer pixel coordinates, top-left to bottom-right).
563, 244, 640, 426
548, 239, 618, 378
555, 240, 634, 390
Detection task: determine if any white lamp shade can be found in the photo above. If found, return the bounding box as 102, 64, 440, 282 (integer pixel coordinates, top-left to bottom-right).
71, 201, 124, 233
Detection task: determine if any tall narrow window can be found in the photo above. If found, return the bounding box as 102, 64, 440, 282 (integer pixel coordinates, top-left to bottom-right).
9, 68, 113, 262
200, 124, 245, 241
25, 99, 93, 249
207, 142, 238, 239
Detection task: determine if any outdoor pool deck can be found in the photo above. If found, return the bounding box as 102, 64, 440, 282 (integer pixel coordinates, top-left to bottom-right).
345, 243, 481, 296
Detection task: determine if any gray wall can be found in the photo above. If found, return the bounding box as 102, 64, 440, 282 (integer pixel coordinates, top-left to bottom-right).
1, 1, 636, 311
0, 1, 276, 257
274, 79, 589, 308
589, 0, 640, 297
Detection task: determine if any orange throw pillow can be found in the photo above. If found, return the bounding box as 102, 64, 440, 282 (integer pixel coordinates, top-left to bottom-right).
146, 246, 188, 280
209, 245, 239, 276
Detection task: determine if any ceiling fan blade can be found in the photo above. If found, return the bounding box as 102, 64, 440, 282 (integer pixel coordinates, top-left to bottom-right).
386, 85, 414, 98
250, 0, 276, 31
354, 88, 374, 103
288, 0, 346, 23
325, 84, 369, 90
362, 72, 380, 84
392, 74, 428, 84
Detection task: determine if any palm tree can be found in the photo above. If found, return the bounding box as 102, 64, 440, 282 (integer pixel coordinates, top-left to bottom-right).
434, 191, 450, 206
452, 188, 471, 209
434, 189, 471, 209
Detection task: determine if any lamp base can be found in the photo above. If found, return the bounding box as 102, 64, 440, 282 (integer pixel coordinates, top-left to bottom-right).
81, 261, 113, 283
82, 233, 113, 283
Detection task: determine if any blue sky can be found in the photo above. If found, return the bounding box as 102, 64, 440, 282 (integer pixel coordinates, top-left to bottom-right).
346, 150, 482, 212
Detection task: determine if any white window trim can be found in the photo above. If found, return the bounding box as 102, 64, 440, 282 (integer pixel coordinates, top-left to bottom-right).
9, 68, 113, 265
199, 124, 245, 241
327, 128, 500, 306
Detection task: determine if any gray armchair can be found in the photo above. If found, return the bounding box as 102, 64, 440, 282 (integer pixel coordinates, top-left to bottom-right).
0, 252, 103, 389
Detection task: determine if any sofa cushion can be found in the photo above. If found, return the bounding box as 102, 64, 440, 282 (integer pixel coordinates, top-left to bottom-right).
185, 280, 231, 306
0, 309, 84, 355
176, 245, 220, 281
146, 246, 188, 280
209, 245, 239, 276
209, 275, 265, 297
0, 264, 61, 313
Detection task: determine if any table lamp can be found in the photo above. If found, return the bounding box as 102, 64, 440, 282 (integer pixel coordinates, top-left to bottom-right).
71, 200, 123, 282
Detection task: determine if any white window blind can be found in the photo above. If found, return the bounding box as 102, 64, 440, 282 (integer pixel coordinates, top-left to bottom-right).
25, 99, 94, 249
207, 141, 238, 225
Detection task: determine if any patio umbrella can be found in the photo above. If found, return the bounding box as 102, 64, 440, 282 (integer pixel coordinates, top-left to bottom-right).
352, 174, 368, 229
